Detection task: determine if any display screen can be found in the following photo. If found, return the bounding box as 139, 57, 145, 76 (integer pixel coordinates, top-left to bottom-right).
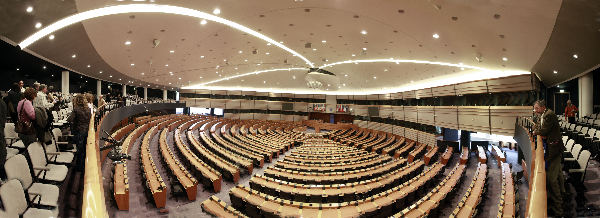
213, 108, 224, 116
175, 108, 184, 114
190, 107, 211, 115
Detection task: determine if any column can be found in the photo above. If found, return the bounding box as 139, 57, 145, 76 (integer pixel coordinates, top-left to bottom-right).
96, 80, 101, 98
175, 91, 180, 101
579, 73, 593, 118
143, 88, 148, 100
163, 90, 167, 100
61, 71, 69, 95
122, 84, 127, 97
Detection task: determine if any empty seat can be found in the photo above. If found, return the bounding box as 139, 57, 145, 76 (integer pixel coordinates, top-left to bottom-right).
4, 154, 60, 207
51, 128, 76, 153
4, 123, 25, 150
569, 150, 591, 185
0, 179, 56, 218
27, 142, 68, 183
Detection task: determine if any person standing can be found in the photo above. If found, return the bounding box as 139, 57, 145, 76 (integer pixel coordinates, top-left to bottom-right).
6, 83, 23, 123
18, 80, 25, 93
533, 100, 566, 217
564, 100, 578, 124
33, 84, 54, 110
17, 88, 38, 147
68, 95, 91, 172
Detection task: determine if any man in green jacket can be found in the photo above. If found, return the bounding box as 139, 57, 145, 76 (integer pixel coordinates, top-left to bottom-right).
533, 100, 566, 217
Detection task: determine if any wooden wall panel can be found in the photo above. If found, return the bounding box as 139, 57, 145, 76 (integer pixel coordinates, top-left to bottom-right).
487, 74, 533, 93
391, 92, 403, 100
227, 90, 242, 96
404, 106, 418, 123
225, 100, 241, 109
367, 94, 379, 100
392, 106, 404, 120
254, 101, 267, 110
434, 106, 458, 129
418, 106, 435, 126
458, 106, 490, 133
432, 85, 456, 97
353, 105, 368, 116
211, 90, 227, 95
267, 101, 282, 110
240, 113, 253, 120
254, 114, 268, 120
455, 80, 487, 95
403, 91, 416, 99
490, 106, 533, 135
268, 93, 282, 98
353, 95, 367, 100
294, 102, 308, 112
415, 88, 433, 99
267, 114, 280, 120
379, 105, 393, 118
240, 100, 254, 109
195, 90, 211, 95
210, 99, 226, 108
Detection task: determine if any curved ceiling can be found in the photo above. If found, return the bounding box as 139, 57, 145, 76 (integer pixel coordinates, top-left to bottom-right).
3, 0, 586, 94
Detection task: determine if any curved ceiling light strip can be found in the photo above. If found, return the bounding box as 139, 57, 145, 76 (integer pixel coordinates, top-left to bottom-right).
188, 67, 308, 87
18, 4, 315, 67
319, 58, 488, 70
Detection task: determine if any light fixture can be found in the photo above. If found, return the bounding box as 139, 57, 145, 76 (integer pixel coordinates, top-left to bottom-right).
48, 35, 55, 40
322, 40, 326, 43
178, 77, 182, 80
124, 41, 131, 45
351, 54, 356, 57
292, 75, 296, 79
244, 59, 248, 62
165, 64, 169, 66
410, 80, 414, 83
560, 89, 565, 93
87, 65, 91, 68
266, 52, 270, 55
344, 74, 348, 77
343, 83, 346, 86
212, 8, 221, 15
109, 75, 113, 78
99, 71, 103, 74
130, 63, 135, 66
35, 22, 42, 29
553, 70, 558, 74
43, 66, 46, 69
170, 50, 175, 53
200, 56, 205, 58
432, 33, 439, 39
200, 19, 207, 25
362, 48, 367, 51
502, 57, 508, 61
238, 50, 243, 54
573, 54, 578, 59
312, 48, 317, 51
263, 81, 266, 83
26, 6, 33, 13
373, 76, 377, 79
360, 30, 367, 35
16, 68, 20, 71
17, 4, 314, 67
141, 72, 144, 75
71, 54, 76, 58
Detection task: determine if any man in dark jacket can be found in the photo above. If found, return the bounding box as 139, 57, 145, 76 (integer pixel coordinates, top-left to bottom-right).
533, 100, 565, 217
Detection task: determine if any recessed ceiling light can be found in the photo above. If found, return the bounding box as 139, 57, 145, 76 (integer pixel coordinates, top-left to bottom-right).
165, 64, 169, 66
553, 70, 558, 74
344, 74, 348, 77
71, 54, 76, 58
141, 72, 145, 75
99, 71, 103, 74
48, 35, 55, 40
87, 65, 91, 68
124, 41, 131, 45
432, 33, 440, 39
410, 80, 414, 83
238, 50, 243, 54
16, 68, 19, 71
267, 43, 271, 46
200, 56, 205, 58
263, 81, 266, 83
352, 54, 356, 57
322, 40, 326, 43
169, 82, 172, 85
573, 54, 578, 59
266, 52, 270, 55
343, 84, 346, 86
42, 66, 46, 69
373, 76, 377, 79
241, 79, 244, 81
109, 75, 113, 78
244, 59, 248, 62
130, 63, 135, 66
384, 69, 388, 72
212, 8, 221, 15
312, 48, 317, 51
360, 30, 367, 35
292, 75, 296, 79
119, 78, 122, 81
362, 48, 367, 51
200, 19, 207, 25
170, 50, 175, 53
502, 57, 508, 61
460, 68, 465, 70
26, 6, 33, 13
178, 77, 182, 80
35, 22, 42, 29
199, 76, 203, 78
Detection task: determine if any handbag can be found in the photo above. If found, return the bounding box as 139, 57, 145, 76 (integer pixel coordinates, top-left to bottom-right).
15, 101, 36, 135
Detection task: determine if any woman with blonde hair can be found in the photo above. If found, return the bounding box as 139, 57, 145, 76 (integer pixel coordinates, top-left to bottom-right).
68, 94, 91, 172
85, 93, 96, 113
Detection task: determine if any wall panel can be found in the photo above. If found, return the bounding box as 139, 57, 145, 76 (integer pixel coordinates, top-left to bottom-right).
490, 106, 532, 135
458, 106, 490, 133
434, 106, 458, 129
404, 106, 418, 123
418, 106, 435, 126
